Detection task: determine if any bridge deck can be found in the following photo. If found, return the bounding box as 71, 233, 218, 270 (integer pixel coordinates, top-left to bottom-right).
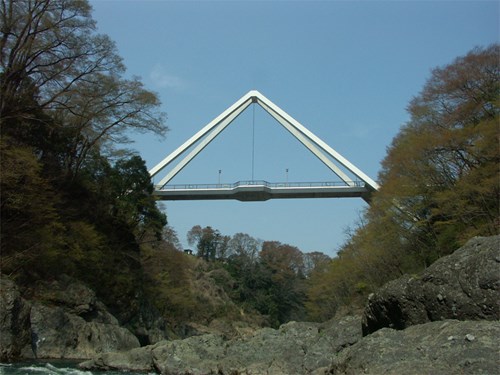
153, 180, 374, 202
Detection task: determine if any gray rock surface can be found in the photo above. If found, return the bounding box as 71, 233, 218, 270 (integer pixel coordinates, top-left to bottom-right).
80, 317, 500, 375
31, 276, 168, 346
328, 319, 500, 375
0, 279, 31, 361
0, 276, 140, 360
27, 303, 140, 359
31, 276, 119, 325
80, 315, 362, 374
362, 235, 500, 335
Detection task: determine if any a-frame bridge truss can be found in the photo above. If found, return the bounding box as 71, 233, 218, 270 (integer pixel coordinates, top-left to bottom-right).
149, 90, 379, 203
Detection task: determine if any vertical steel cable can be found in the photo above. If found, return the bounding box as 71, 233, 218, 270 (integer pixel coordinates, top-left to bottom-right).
251, 103, 255, 180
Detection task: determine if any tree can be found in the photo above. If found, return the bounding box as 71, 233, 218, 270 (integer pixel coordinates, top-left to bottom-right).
1, 0, 167, 176
0, 136, 63, 274
259, 241, 307, 324
0, 0, 168, 325
261, 241, 305, 277
163, 225, 182, 250
109, 155, 166, 239
141, 237, 197, 321
227, 232, 261, 263
305, 45, 499, 322
187, 225, 226, 261
377, 44, 499, 256
303, 251, 330, 277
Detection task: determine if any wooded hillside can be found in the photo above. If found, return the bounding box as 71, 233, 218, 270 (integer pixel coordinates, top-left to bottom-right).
1, 0, 498, 330
306, 44, 499, 321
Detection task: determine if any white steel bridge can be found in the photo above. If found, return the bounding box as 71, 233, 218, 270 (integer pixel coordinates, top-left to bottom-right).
150, 90, 379, 203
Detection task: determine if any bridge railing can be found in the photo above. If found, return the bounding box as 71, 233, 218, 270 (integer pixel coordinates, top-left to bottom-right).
155, 180, 366, 191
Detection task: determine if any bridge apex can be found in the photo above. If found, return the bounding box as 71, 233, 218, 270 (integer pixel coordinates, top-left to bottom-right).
248, 89, 262, 97
149, 90, 379, 202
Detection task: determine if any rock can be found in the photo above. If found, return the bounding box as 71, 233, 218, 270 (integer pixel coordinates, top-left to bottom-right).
222, 323, 319, 374
1, 276, 141, 360
329, 320, 500, 375
152, 334, 227, 374
31, 276, 118, 325
465, 333, 475, 341
26, 303, 140, 359
0, 278, 32, 361
80, 334, 227, 374
126, 293, 169, 345
80, 346, 156, 373
31, 275, 170, 346
304, 315, 361, 371
362, 235, 500, 335
80, 315, 363, 374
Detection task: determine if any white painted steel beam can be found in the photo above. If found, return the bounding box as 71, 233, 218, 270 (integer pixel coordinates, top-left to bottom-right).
157, 98, 252, 187
252, 90, 379, 191
149, 91, 255, 178
257, 99, 354, 186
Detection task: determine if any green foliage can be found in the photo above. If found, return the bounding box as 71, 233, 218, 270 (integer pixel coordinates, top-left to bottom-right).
0, 0, 168, 324
187, 225, 229, 261
0, 137, 64, 275
141, 239, 198, 321
224, 240, 309, 327
305, 44, 500, 322
377, 44, 499, 255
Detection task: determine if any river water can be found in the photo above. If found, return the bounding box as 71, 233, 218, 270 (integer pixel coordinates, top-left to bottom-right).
0, 361, 154, 375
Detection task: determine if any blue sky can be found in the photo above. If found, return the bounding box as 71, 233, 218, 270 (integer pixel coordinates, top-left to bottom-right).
90, 0, 498, 256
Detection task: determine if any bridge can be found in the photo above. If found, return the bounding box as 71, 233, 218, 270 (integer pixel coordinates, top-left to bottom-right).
154, 180, 374, 202
150, 90, 379, 203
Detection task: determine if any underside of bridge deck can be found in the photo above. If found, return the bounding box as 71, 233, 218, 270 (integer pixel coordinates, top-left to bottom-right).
153, 182, 375, 203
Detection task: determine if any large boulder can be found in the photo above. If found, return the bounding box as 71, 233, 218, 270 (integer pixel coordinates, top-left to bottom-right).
222, 317, 361, 374
304, 315, 361, 372
362, 235, 500, 335
26, 303, 140, 359
152, 334, 227, 374
80, 315, 363, 374
329, 319, 500, 375
84, 346, 156, 373
221, 322, 320, 374
0, 278, 31, 361
80, 334, 226, 374
30, 275, 169, 346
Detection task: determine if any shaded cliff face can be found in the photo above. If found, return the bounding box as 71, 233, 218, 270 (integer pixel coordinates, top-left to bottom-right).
0, 276, 141, 361
0, 279, 31, 361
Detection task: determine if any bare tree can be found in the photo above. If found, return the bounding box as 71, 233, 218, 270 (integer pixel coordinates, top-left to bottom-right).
227, 232, 261, 262
1, 0, 167, 174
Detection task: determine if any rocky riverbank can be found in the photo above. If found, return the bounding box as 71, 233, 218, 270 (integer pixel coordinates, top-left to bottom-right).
80, 235, 500, 374
79, 318, 499, 375
2, 235, 499, 374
